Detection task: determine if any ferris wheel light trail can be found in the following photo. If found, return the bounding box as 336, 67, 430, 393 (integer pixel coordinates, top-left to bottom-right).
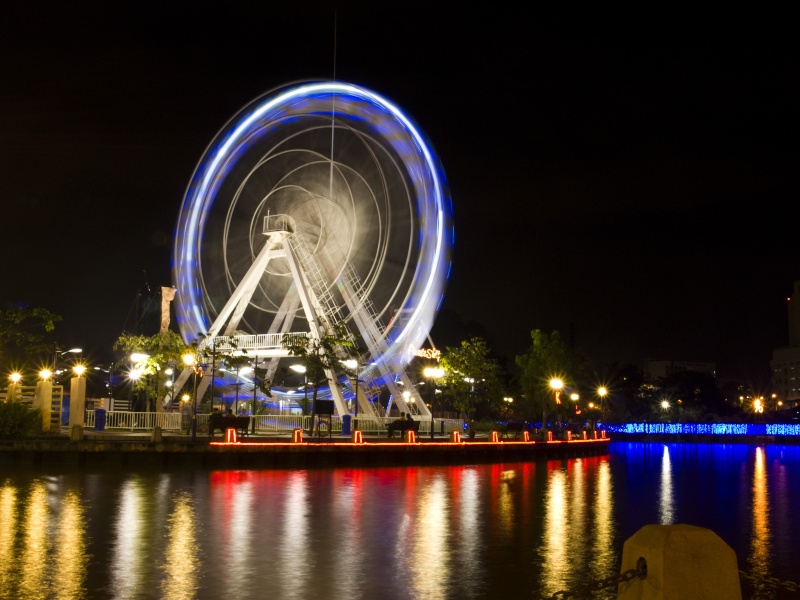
173, 81, 454, 375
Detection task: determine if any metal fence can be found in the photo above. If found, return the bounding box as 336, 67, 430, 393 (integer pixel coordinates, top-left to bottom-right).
81, 411, 464, 435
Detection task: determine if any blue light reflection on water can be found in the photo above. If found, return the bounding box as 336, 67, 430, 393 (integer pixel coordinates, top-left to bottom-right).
0, 443, 798, 599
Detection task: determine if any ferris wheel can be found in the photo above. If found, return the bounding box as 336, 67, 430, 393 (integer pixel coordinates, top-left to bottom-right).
170, 81, 453, 417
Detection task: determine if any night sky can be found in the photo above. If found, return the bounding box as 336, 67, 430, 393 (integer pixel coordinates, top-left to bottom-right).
1, 4, 796, 384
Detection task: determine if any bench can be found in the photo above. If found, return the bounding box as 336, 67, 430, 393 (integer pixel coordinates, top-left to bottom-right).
387, 419, 421, 438
208, 414, 251, 438
501, 421, 526, 439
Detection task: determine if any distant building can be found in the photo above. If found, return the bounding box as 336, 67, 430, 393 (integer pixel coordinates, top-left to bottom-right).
643, 359, 716, 380
771, 281, 800, 404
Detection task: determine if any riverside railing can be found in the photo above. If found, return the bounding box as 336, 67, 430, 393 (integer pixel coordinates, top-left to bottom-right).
80, 411, 464, 435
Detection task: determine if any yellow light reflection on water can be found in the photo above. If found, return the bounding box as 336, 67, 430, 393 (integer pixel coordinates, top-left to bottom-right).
591, 459, 615, 580
111, 479, 148, 598
659, 445, 674, 524
541, 468, 569, 594
570, 460, 586, 537
409, 476, 450, 600
55, 490, 87, 600
496, 469, 516, 537
331, 471, 362, 599
456, 468, 482, 588
226, 474, 254, 594
0, 484, 18, 591
540, 457, 616, 595
19, 482, 49, 599
277, 472, 310, 600
748, 446, 770, 577
161, 492, 199, 600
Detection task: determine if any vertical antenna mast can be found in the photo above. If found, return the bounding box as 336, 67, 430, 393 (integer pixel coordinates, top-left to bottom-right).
329, 10, 338, 199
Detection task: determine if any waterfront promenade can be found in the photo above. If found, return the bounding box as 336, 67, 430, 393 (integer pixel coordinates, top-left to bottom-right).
0, 427, 610, 469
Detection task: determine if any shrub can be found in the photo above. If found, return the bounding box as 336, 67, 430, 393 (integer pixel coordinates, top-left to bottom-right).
0, 401, 41, 439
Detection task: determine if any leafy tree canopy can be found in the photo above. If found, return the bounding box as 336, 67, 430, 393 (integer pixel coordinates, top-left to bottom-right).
439, 336, 503, 420
282, 319, 356, 417
0, 305, 62, 371
515, 329, 587, 424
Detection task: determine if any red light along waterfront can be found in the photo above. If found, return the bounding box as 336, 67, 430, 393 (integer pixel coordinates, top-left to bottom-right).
0, 442, 797, 599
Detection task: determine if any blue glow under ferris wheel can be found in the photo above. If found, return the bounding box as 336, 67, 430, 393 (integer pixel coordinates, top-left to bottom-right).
171, 81, 453, 417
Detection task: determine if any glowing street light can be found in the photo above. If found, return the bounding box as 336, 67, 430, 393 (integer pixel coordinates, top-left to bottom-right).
548, 378, 564, 431
8, 373, 22, 401
290, 364, 309, 415
182, 353, 203, 441
597, 386, 608, 421
424, 366, 445, 439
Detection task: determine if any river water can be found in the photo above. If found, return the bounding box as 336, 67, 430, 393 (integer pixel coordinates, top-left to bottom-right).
1, 442, 797, 599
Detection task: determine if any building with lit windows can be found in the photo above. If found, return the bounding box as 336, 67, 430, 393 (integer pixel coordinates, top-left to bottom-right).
643, 359, 716, 380
771, 281, 800, 405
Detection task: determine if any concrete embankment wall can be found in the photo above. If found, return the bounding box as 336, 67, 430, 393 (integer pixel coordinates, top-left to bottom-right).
0, 438, 610, 469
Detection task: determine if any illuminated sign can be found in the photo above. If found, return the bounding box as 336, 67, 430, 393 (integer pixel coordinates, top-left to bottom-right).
415, 348, 441, 361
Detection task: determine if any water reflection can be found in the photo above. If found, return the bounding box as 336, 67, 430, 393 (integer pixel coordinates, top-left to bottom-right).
0, 444, 797, 599
454, 467, 482, 597
278, 472, 310, 600
659, 445, 674, 524
161, 492, 199, 599
536, 457, 615, 597
55, 490, 87, 600
591, 460, 614, 581
748, 447, 770, 574
0, 484, 18, 594
111, 479, 148, 598
20, 481, 49, 598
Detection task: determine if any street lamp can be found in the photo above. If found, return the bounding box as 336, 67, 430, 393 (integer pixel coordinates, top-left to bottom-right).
52, 347, 82, 384
597, 386, 608, 421
182, 353, 202, 442
238, 367, 252, 415
503, 396, 513, 417
549, 378, 563, 431
8, 373, 21, 401
290, 364, 308, 415
424, 367, 444, 440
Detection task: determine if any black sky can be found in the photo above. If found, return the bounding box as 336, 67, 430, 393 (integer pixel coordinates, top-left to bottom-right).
1, 3, 797, 384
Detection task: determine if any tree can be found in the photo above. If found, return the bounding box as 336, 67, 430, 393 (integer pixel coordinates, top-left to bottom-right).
515, 329, 586, 428
439, 337, 503, 436
113, 330, 190, 410
0, 306, 61, 372
282, 319, 355, 430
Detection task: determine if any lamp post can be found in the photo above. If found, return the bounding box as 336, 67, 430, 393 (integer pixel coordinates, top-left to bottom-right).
182, 353, 202, 442
52, 346, 82, 384
424, 367, 444, 440
290, 364, 308, 415
597, 386, 608, 423
503, 396, 513, 418
130, 353, 150, 412
249, 359, 259, 435
238, 367, 252, 415
8, 372, 22, 401
341, 359, 364, 431
549, 378, 563, 432
570, 393, 580, 423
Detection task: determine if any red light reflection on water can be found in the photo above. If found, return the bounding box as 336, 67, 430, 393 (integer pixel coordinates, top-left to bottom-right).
202, 455, 616, 598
